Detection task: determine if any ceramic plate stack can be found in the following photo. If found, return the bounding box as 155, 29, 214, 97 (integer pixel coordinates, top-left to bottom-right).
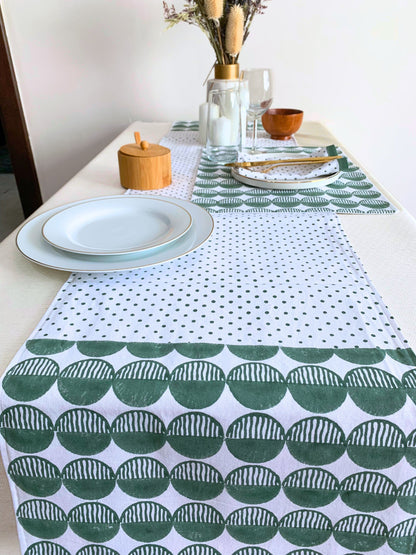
16, 196, 214, 272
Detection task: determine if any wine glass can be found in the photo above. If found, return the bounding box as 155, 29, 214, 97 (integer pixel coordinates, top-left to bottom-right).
241, 68, 273, 153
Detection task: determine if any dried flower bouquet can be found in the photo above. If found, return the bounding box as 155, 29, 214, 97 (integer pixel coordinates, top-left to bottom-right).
163, 0, 270, 65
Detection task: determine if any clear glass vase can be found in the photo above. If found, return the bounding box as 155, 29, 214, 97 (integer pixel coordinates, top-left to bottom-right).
205, 88, 242, 164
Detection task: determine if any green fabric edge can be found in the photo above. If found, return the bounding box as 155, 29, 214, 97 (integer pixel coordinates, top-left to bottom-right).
24, 339, 415, 365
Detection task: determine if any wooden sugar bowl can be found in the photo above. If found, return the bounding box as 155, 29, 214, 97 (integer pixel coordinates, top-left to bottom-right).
118, 132, 172, 190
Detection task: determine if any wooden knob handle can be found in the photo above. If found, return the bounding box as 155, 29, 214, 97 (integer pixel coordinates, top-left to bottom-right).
134, 132, 141, 144
141, 141, 149, 151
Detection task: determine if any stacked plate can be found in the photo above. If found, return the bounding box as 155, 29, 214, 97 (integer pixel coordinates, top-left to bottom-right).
16, 195, 214, 273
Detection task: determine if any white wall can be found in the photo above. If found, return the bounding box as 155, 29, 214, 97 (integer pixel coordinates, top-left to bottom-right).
2, 0, 415, 215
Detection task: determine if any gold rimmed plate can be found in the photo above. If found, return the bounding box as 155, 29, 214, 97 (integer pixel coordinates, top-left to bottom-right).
42, 196, 192, 256
17, 195, 214, 273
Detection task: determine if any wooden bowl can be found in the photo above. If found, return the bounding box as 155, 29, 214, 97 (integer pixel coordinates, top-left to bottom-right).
262, 108, 304, 140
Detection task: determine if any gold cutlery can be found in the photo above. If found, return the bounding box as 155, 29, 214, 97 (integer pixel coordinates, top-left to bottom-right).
225, 155, 343, 169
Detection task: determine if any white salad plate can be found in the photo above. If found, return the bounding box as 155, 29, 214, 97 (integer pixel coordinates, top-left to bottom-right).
17, 195, 214, 273
232, 168, 341, 190
42, 196, 192, 256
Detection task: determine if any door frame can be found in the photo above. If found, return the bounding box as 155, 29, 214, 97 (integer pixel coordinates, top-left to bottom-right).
0, 6, 42, 218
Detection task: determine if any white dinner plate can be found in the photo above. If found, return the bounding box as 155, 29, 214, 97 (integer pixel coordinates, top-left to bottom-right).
232, 168, 341, 190
16, 196, 214, 273
42, 196, 192, 255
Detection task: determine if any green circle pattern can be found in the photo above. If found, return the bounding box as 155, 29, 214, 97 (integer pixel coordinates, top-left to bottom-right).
5, 345, 416, 550
333, 514, 387, 551
3, 357, 59, 401
77, 547, 120, 555
388, 518, 416, 554
171, 461, 224, 500
62, 458, 116, 499
232, 549, 273, 555
4, 408, 416, 471
116, 457, 169, 498
5, 357, 416, 416
129, 547, 172, 555
178, 545, 221, 555
286, 417, 346, 466
227, 363, 286, 410
340, 471, 397, 512
8, 456, 61, 497
111, 411, 166, 454
25, 542, 71, 555
55, 409, 111, 456
225, 465, 281, 504
398, 478, 416, 514
286, 365, 346, 413
226, 413, 285, 463
167, 412, 223, 459
283, 468, 339, 508
121, 502, 172, 542
347, 420, 406, 469
279, 510, 332, 547
170, 361, 225, 409
58, 359, 114, 405
68, 502, 119, 542
173, 503, 224, 542
16, 500, 416, 550
345, 366, 406, 416
0, 405, 54, 453
226, 507, 279, 544
17, 500, 67, 539
10, 457, 416, 516
113, 360, 169, 407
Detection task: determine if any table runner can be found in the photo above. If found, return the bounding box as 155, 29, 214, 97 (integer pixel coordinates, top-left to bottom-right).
163, 122, 397, 215
139, 124, 297, 203
1, 125, 414, 555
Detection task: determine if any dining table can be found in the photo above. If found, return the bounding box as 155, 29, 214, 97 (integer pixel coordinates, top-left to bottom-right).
0, 120, 415, 555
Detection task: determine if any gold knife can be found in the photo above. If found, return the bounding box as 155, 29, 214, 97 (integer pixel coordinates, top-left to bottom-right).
225, 155, 343, 168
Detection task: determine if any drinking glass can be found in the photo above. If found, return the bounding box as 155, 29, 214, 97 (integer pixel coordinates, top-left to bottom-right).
241, 68, 273, 153
206, 88, 241, 164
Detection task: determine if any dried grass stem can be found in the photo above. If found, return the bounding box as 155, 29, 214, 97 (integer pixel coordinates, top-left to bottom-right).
205, 0, 224, 20
163, 0, 270, 65
225, 5, 244, 58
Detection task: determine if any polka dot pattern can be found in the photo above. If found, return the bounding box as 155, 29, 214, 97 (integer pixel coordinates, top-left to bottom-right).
127, 130, 201, 201
126, 123, 295, 203
36, 212, 405, 349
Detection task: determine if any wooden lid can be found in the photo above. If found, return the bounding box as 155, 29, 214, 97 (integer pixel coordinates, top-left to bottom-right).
119, 132, 170, 158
